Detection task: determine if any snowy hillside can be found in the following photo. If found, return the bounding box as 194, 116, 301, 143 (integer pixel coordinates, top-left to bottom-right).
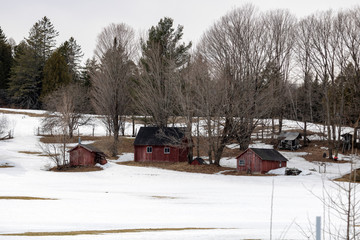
0, 108, 359, 240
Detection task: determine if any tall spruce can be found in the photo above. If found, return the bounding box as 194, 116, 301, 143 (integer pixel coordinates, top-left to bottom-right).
137, 17, 192, 127
8, 41, 41, 108
59, 37, 83, 82
26, 16, 59, 66
0, 27, 12, 91
9, 17, 58, 108
41, 49, 71, 98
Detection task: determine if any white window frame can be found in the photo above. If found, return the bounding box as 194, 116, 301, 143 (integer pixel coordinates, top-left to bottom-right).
146, 146, 152, 153
164, 147, 170, 154
239, 159, 245, 166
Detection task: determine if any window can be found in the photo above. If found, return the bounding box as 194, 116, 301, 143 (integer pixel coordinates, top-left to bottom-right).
239, 159, 245, 166
164, 147, 170, 154
146, 146, 152, 153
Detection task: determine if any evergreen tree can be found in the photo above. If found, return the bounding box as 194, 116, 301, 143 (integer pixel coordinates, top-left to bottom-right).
58, 37, 83, 82
137, 17, 192, 127
41, 49, 71, 98
141, 17, 192, 70
8, 41, 41, 108
80, 57, 97, 87
0, 27, 13, 90
26, 16, 59, 66
9, 17, 58, 108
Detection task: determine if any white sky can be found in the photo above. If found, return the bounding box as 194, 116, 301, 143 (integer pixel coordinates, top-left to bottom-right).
1, 0, 359, 63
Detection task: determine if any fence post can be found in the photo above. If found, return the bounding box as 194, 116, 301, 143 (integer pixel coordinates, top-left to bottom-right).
316, 216, 321, 240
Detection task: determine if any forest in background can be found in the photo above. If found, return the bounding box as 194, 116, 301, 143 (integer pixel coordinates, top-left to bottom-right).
0, 4, 359, 163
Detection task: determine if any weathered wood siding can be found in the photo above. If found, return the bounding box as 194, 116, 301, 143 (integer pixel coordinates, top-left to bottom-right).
261, 160, 286, 173
237, 149, 287, 174
134, 145, 187, 162
69, 146, 96, 166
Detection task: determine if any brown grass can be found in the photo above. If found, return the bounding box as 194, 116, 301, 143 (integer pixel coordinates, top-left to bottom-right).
0, 163, 13, 168
0, 109, 48, 117
18, 151, 42, 155
119, 161, 234, 174
0, 196, 56, 200
299, 140, 348, 163
335, 168, 360, 182
39, 135, 103, 144
0, 228, 222, 236
151, 195, 179, 199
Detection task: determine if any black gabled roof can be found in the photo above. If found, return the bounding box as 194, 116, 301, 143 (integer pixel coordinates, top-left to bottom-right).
134, 127, 185, 146
250, 148, 288, 162
68, 144, 105, 156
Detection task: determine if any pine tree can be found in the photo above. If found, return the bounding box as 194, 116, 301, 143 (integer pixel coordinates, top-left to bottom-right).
8, 17, 58, 108
80, 57, 97, 87
26, 16, 59, 66
8, 41, 41, 108
0, 27, 13, 90
41, 49, 71, 98
58, 37, 83, 82
137, 17, 192, 127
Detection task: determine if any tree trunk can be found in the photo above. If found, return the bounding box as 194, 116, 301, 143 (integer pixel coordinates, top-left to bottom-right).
132, 115, 135, 137
278, 112, 283, 134
303, 120, 308, 147
352, 116, 360, 155
112, 115, 119, 157
196, 116, 200, 158
207, 115, 213, 164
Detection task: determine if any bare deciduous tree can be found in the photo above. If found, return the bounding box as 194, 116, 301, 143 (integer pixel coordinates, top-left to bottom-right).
42, 83, 91, 138
91, 23, 136, 157
198, 4, 272, 164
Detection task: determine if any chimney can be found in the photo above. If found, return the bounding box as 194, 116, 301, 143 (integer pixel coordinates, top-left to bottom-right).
78, 137, 81, 144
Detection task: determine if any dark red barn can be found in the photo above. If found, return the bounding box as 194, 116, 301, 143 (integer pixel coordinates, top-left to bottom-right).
134, 127, 188, 162
236, 148, 288, 174
68, 144, 107, 166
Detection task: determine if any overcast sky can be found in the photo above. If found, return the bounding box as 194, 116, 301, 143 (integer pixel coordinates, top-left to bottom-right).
1, 0, 359, 63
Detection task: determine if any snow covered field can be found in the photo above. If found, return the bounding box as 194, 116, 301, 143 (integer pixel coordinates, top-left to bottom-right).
0, 109, 359, 240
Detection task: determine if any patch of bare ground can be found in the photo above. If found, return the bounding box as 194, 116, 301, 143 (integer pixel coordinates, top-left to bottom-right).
0, 165, 13, 168
18, 151, 42, 155
0, 109, 48, 117
0, 196, 56, 200
293, 140, 348, 164
0, 228, 223, 236
118, 161, 235, 174
39, 135, 103, 144
49, 166, 102, 172
151, 195, 179, 199
335, 169, 360, 182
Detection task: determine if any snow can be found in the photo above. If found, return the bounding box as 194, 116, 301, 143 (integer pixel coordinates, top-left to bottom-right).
0, 109, 359, 239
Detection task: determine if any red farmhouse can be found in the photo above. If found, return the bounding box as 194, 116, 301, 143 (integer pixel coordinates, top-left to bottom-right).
134, 127, 188, 162
236, 148, 288, 174
68, 144, 107, 166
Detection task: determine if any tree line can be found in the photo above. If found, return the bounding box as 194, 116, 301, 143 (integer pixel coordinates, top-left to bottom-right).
0, 5, 359, 162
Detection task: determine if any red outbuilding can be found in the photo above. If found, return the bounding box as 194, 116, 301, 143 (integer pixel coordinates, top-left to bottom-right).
134, 127, 188, 162
68, 144, 107, 166
236, 148, 288, 174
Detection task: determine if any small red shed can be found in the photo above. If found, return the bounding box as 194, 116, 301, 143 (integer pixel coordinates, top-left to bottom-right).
68, 144, 107, 166
134, 127, 188, 162
236, 148, 288, 174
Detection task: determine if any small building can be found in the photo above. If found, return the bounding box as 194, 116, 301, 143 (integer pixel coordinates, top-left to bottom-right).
278, 132, 302, 150
68, 144, 107, 166
190, 157, 206, 165
134, 127, 188, 162
236, 148, 288, 174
